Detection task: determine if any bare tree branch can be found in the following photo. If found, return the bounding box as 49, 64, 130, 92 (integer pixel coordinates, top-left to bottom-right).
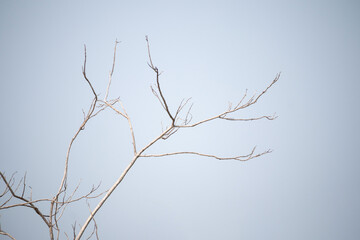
175, 73, 280, 128
82, 45, 97, 98
219, 113, 277, 121
146, 35, 175, 123
141, 146, 272, 161
48, 44, 109, 240
119, 101, 137, 155
105, 40, 120, 101
75, 125, 174, 240
1, 38, 279, 240
0, 172, 50, 227
103, 40, 138, 155
0, 230, 16, 240
77, 38, 279, 239
1, 198, 52, 210
53, 44, 99, 199
72, 222, 77, 240
85, 201, 99, 240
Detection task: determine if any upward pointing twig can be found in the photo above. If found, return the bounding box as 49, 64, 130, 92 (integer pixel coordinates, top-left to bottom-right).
146, 36, 175, 123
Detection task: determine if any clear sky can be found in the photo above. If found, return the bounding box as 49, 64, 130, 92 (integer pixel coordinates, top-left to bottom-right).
1, 0, 360, 239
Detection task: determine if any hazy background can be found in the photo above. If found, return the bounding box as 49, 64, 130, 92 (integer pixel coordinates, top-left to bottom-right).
1, 0, 359, 239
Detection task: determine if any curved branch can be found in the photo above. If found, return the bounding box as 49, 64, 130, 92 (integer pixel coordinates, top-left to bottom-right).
219, 113, 277, 121
140, 146, 272, 162
0, 231, 16, 240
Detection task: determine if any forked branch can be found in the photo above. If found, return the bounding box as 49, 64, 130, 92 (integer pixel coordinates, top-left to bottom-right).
146, 35, 175, 123
0, 172, 50, 227
48, 44, 110, 240
145, 36, 279, 131
103, 40, 137, 155
176, 73, 280, 128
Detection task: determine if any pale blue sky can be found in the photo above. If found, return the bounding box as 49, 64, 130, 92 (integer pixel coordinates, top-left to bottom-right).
1, 0, 360, 239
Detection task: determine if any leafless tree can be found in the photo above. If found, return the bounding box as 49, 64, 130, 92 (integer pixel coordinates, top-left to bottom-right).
0, 37, 280, 239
